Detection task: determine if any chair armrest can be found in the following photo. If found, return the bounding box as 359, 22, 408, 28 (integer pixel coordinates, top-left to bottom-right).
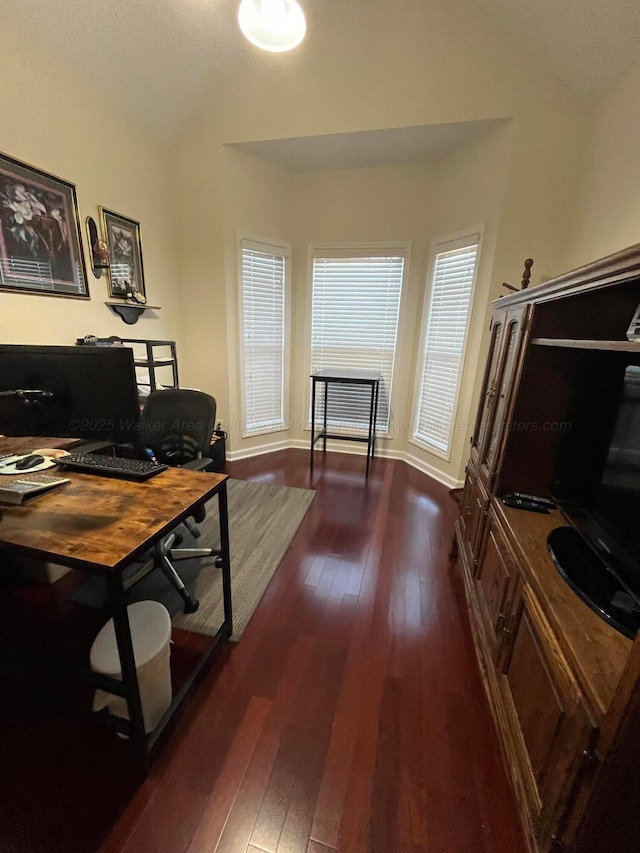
180, 458, 215, 473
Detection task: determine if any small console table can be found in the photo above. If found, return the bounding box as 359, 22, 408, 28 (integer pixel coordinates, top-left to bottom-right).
310, 368, 381, 477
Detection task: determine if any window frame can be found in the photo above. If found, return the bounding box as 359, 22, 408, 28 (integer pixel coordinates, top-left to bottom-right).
305, 241, 411, 438
238, 233, 292, 439
410, 228, 482, 461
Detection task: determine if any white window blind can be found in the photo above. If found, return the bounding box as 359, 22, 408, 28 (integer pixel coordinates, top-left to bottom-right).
310, 252, 405, 433
240, 240, 288, 436
413, 235, 480, 457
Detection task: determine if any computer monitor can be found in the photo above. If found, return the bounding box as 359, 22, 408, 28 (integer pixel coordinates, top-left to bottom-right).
0, 344, 141, 444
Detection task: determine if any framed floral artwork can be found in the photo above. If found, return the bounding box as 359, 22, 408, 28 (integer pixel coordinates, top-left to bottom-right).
101, 208, 146, 299
0, 151, 88, 297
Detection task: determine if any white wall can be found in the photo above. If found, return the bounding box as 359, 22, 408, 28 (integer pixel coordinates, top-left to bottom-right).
560, 55, 640, 271
0, 25, 180, 349
288, 123, 512, 483
1, 0, 601, 486
175, 0, 586, 484
221, 148, 295, 453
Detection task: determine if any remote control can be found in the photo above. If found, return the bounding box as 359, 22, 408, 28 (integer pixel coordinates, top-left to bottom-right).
509, 491, 555, 507
0, 474, 71, 505
501, 493, 550, 513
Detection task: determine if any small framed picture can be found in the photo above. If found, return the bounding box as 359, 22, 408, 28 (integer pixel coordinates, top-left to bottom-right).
101, 208, 145, 299
0, 151, 88, 297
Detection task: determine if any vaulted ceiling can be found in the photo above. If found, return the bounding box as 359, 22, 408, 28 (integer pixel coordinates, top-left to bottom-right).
5, 0, 640, 145
474, 0, 640, 99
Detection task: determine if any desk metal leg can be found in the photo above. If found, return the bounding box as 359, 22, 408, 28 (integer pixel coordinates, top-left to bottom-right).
218, 480, 233, 638
323, 380, 328, 452
372, 379, 380, 459
365, 381, 376, 477
108, 572, 149, 771
310, 377, 316, 474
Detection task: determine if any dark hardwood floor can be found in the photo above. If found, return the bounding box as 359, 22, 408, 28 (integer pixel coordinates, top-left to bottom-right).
0, 450, 525, 853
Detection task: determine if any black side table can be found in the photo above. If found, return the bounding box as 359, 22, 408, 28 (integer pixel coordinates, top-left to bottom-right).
310, 368, 381, 477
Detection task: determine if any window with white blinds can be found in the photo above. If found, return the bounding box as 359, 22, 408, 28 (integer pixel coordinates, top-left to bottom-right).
412, 234, 480, 458
240, 238, 289, 436
310, 249, 406, 433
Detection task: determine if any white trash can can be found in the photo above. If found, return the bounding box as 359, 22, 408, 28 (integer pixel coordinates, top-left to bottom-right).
90, 600, 172, 734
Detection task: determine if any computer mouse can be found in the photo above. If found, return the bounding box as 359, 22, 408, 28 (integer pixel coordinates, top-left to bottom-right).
15, 454, 45, 470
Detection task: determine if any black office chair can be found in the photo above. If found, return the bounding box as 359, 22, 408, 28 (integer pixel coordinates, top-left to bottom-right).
138, 389, 221, 614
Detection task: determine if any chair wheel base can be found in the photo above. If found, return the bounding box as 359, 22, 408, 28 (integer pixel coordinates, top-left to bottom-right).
214, 555, 223, 568
183, 596, 200, 613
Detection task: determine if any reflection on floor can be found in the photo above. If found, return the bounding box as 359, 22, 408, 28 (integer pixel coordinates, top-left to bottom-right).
0, 450, 524, 853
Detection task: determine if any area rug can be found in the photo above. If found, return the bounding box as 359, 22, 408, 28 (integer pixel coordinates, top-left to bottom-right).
71, 478, 315, 641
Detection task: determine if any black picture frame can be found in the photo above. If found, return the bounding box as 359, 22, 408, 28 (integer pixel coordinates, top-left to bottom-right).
101, 208, 146, 299
0, 151, 88, 297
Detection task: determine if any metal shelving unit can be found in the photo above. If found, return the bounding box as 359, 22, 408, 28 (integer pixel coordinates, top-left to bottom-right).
119, 338, 179, 393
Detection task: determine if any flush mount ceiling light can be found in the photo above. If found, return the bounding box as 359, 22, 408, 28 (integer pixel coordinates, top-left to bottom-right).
238, 0, 307, 52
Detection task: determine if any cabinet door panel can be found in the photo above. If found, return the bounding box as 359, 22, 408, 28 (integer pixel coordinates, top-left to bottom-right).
471, 316, 505, 464
476, 520, 515, 658
507, 606, 567, 782
500, 588, 593, 847
459, 463, 488, 570
484, 320, 519, 471
468, 478, 489, 571
460, 465, 476, 537
479, 306, 528, 483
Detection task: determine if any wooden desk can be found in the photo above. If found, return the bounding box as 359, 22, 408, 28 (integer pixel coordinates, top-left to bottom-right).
0, 442, 232, 768
310, 368, 381, 477
0, 435, 81, 456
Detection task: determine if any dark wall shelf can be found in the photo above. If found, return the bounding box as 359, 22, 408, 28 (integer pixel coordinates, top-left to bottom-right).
105, 302, 161, 325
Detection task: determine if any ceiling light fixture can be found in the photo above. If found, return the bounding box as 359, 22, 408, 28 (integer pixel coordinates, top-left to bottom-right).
238, 0, 306, 53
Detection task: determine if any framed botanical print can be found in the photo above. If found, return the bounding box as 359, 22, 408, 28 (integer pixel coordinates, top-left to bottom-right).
101, 208, 146, 299
0, 151, 88, 297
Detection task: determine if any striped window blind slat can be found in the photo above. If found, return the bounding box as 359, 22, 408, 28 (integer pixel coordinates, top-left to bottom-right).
413, 236, 480, 455
310, 253, 405, 432
240, 242, 288, 435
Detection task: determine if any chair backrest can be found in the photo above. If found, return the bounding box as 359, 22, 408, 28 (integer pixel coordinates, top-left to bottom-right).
140, 389, 216, 466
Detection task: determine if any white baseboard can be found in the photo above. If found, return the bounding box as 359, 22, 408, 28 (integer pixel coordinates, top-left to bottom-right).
229, 437, 463, 490
226, 437, 291, 462
399, 450, 463, 490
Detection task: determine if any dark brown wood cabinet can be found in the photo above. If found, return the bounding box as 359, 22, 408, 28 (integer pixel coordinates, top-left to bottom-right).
470, 310, 506, 465
456, 245, 640, 852
499, 584, 594, 850
477, 306, 529, 486
459, 460, 489, 570
475, 509, 517, 661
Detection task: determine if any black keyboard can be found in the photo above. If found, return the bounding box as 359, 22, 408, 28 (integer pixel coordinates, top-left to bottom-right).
54, 453, 168, 481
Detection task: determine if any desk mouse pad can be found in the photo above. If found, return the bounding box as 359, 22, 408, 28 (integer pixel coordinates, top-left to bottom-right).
0, 454, 58, 475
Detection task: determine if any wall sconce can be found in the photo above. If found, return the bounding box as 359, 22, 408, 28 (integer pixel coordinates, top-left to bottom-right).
238, 0, 306, 52
86, 216, 110, 279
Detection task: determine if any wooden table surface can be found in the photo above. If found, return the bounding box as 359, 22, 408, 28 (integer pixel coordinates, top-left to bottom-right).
0, 437, 227, 573
0, 435, 81, 456
311, 368, 382, 382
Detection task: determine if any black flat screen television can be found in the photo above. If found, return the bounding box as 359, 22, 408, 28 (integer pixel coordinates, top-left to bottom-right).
551, 359, 640, 600
0, 344, 141, 444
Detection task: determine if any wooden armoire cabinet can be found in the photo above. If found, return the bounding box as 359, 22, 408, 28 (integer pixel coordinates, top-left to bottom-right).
460, 303, 530, 571
456, 245, 640, 852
